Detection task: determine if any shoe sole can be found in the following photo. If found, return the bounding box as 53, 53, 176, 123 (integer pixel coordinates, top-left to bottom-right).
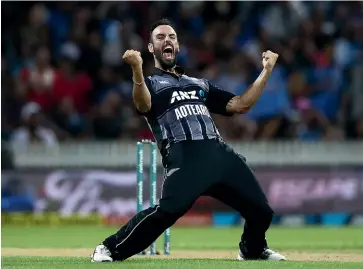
91, 259, 113, 263
238, 254, 286, 261
90, 254, 113, 263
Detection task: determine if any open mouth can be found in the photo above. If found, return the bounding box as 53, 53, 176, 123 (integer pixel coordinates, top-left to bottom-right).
163, 47, 174, 60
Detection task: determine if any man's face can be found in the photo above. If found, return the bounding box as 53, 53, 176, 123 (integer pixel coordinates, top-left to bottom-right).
149, 25, 179, 69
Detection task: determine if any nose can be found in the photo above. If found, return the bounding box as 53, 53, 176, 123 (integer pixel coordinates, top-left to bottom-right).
165, 35, 172, 43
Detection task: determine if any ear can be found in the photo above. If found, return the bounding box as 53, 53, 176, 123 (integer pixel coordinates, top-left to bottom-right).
148, 43, 154, 53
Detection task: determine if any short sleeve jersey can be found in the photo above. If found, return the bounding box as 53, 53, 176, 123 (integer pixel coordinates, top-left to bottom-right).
137, 66, 236, 155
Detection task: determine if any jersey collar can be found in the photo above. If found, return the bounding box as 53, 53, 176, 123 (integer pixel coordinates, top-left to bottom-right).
152, 65, 185, 78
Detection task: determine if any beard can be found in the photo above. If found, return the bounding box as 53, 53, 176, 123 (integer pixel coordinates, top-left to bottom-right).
154, 48, 178, 70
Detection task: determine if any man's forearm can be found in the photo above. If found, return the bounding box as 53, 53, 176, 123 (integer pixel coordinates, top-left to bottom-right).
132, 66, 151, 113
227, 68, 272, 114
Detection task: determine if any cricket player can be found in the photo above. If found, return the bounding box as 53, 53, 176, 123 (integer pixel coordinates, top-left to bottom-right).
91, 18, 286, 262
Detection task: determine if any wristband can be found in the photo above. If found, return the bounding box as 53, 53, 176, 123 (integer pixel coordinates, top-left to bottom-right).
132, 78, 144, 86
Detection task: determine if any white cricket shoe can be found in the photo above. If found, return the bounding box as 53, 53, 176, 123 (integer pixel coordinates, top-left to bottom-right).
238, 248, 286, 261
91, 244, 113, 262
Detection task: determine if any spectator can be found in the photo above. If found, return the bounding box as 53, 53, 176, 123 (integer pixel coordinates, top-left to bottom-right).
11, 102, 58, 149
92, 91, 125, 140
22, 3, 50, 49
101, 10, 123, 67
1, 2, 362, 142
307, 42, 343, 122
93, 66, 117, 104
47, 2, 75, 53
79, 30, 103, 80
121, 18, 143, 52
19, 46, 57, 111
51, 97, 86, 138
53, 55, 92, 114
294, 97, 342, 141
243, 64, 293, 140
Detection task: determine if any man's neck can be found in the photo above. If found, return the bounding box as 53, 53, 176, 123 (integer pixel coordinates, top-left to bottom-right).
155, 62, 177, 75
166, 68, 176, 75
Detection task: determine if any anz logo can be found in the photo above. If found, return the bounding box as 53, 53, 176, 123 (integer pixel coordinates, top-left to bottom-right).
170, 90, 199, 104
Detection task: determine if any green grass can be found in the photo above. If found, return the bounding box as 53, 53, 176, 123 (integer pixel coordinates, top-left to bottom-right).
2, 226, 363, 250
2, 257, 362, 269
2, 226, 363, 269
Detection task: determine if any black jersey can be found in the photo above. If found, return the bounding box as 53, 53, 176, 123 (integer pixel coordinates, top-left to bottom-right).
137, 66, 236, 155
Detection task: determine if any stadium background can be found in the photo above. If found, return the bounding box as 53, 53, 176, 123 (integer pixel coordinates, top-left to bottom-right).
2, 1, 363, 228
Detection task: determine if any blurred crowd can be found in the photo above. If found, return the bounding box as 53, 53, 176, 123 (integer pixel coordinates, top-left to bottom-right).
2, 1, 363, 149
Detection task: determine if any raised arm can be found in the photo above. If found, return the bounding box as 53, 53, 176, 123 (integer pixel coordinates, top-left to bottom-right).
123, 50, 152, 113
226, 50, 279, 114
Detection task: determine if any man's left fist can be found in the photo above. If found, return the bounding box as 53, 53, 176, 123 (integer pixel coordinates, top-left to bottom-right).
262, 50, 279, 71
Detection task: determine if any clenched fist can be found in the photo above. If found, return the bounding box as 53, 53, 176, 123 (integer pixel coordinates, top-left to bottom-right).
262, 50, 279, 71
122, 50, 143, 68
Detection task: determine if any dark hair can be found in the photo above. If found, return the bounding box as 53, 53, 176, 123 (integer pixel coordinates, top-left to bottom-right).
149, 18, 176, 43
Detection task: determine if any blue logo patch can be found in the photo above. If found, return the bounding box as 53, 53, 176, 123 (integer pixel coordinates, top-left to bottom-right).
199, 90, 206, 101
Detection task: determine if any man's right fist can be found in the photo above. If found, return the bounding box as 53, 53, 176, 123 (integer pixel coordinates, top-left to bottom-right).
122, 50, 143, 68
